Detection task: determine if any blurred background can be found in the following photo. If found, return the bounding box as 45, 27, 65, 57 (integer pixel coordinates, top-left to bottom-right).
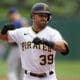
0, 0, 80, 80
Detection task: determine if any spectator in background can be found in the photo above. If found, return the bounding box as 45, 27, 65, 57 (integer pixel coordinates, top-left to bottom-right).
7, 7, 29, 28
6, 7, 30, 80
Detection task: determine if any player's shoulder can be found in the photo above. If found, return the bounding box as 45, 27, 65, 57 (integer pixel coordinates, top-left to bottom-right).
12, 27, 31, 34
46, 26, 59, 33
16, 27, 31, 31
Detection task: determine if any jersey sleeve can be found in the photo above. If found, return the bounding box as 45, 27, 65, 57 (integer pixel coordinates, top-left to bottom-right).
51, 29, 63, 42
8, 30, 17, 43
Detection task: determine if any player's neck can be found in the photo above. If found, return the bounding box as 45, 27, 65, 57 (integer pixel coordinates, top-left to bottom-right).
32, 25, 41, 33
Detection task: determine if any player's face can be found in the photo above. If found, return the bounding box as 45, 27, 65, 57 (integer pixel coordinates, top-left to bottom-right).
32, 13, 48, 29
8, 13, 17, 21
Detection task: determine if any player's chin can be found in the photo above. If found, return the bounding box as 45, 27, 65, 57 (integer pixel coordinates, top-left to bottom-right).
39, 23, 46, 29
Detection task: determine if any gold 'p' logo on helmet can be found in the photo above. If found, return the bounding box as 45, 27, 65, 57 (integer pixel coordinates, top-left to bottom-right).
43, 4, 48, 11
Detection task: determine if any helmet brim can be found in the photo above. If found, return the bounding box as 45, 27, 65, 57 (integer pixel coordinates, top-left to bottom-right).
31, 11, 52, 15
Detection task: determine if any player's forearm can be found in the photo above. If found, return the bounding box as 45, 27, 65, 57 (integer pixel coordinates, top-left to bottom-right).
53, 41, 69, 55
32, 37, 69, 55
54, 41, 66, 52
0, 33, 8, 41
42, 39, 68, 52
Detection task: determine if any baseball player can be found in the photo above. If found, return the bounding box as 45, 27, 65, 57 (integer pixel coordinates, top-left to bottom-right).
2, 8, 29, 80
0, 3, 69, 80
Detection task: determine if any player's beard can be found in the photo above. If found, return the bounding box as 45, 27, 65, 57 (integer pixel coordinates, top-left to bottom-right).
38, 20, 47, 30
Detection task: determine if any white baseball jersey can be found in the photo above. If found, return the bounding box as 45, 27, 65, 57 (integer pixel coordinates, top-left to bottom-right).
8, 26, 63, 74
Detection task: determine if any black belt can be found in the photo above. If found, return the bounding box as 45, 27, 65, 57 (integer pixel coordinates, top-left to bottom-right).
25, 70, 54, 78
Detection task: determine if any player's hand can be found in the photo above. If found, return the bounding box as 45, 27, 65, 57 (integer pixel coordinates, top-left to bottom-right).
32, 37, 54, 49
32, 37, 42, 44
1, 23, 14, 34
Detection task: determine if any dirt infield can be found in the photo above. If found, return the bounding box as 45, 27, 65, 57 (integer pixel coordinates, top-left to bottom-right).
0, 77, 7, 80
0, 77, 80, 80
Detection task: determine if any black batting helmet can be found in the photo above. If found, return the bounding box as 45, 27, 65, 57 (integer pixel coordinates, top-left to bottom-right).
31, 3, 52, 20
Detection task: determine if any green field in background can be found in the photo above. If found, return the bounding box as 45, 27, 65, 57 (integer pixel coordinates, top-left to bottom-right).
0, 60, 7, 77
0, 60, 80, 80
56, 60, 80, 80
